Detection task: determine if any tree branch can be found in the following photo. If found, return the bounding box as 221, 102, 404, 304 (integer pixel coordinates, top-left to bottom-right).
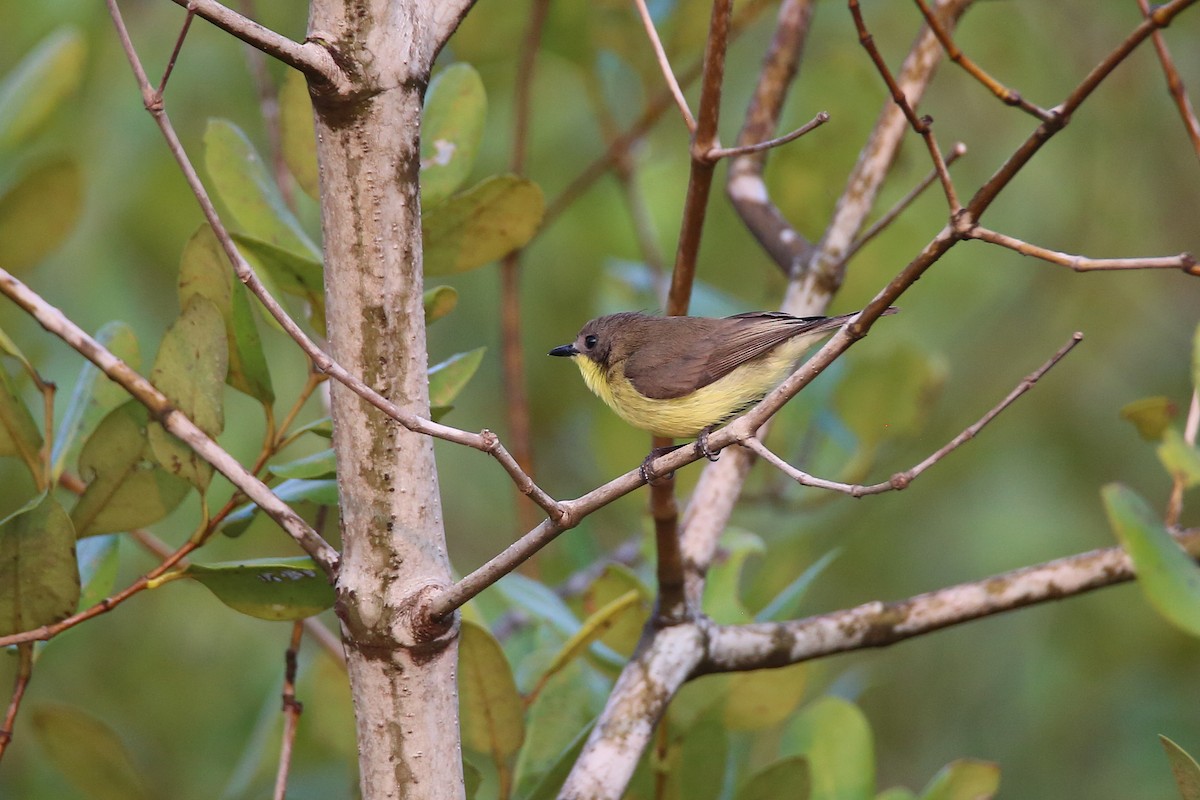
0, 269, 340, 575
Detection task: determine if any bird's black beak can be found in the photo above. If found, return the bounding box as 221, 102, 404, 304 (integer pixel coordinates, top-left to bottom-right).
548, 344, 578, 357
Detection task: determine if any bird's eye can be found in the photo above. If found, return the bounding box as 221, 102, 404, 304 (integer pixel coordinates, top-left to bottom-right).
584, 334, 598, 349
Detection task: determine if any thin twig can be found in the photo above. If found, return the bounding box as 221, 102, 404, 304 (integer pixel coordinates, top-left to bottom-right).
849, 0, 961, 212
633, 0, 696, 131
157, 6, 196, 96
1138, 0, 1200, 161
1166, 390, 1200, 527
705, 111, 828, 160
274, 621, 304, 800
913, 0, 1053, 121
840, 141, 967, 267
161, 0, 347, 89
0, 643, 33, 762
744, 332, 1084, 496
961, 223, 1198, 274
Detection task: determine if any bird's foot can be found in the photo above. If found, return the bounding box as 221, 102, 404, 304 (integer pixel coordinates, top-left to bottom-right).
640, 444, 683, 484
695, 426, 721, 462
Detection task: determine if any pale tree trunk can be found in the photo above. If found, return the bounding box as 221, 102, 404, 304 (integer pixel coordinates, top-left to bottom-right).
308, 1, 472, 797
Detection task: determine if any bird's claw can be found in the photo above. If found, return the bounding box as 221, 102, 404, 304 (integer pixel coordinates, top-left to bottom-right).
695, 427, 721, 462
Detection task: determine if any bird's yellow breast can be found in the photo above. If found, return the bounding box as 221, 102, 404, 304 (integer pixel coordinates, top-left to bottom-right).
570, 336, 814, 439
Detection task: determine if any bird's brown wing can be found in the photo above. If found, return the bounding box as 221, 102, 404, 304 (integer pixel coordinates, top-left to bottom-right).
698, 312, 846, 384
620, 313, 846, 400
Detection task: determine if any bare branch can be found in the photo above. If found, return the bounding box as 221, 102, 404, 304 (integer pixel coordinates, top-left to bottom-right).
1138, 0, 1200, 160
274, 622, 304, 800
161, 0, 348, 89
704, 528, 1200, 671
633, 0, 696, 131
839, 141, 967, 267
962, 223, 1198, 274
0, 644, 32, 762
745, 331, 1085, 495
0, 269, 340, 575
913, 0, 1053, 120
706, 111, 828, 160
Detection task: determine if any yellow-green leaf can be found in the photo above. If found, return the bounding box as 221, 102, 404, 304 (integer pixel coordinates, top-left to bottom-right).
0, 29, 86, 149
424, 285, 459, 324
724, 662, 809, 731
148, 295, 228, 491
0, 494, 79, 635
71, 401, 190, 537
916, 759, 999, 800
1159, 428, 1200, 488
1103, 483, 1200, 638
421, 63, 487, 207
184, 557, 334, 621
1121, 396, 1177, 441
579, 563, 650, 657
76, 534, 119, 612
738, 756, 812, 800
204, 119, 320, 259
423, 175, 544, 275
533, 590, 641, 698
781, 697, 875, 800
513, 662, 602, 798
180, 225, 274, 404
1161, 735, 1200, 800
429, 347, 486, 408
270, 448, 336, 480
0, 158, 83, 272
459, 619, 525, 763
51, 322, 139, 481
0, 363, 43, 481
279, 69, 319, 199
31, 704, 151, 800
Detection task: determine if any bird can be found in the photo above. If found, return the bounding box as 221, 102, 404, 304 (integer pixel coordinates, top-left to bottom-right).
549, 308, 892, 474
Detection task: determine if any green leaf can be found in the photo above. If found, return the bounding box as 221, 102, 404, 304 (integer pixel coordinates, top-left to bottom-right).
423, 175, 544, 275
876, 789, 917, 800
52, 322, 140, 481
0, 323, 36, 378
76, 534, 119, 613
0, 362, 44, 480
916, 759, 999, 800
1159, 428, 1200, 488
0, 158, 84, 273
781, 697, 875, 800
292, 416, 333, 439
738, 756, 812, 800
71, 401, 191, 537
1121, 396, 1178, 441
513, 662, 602, 798
231, 232, 325, 333
30, 704, 151, 800
180, 225, 274, 405
534, 590, 641, 697
705, 527, 766, 624
203, 119, 320, 259
270, 448, 336, 480
0, 28, 86, 150
219, 477, 339, 538
278, 69, 319, 199
663, 708, 729, 800
429, 347, 486, 408
183, 556, 334, 621
421, 63, 487, 207
424, 285, 459, 324
756, 549, 841, 622
724, 662, 809, 731
0, 494, 79, 635
459, 620, 525, 764
1161, 735, 1200, 800
1102, 483, 1200, 638
578, 563, 650, 657
148, 295, 229, 492
522, 721, 595, 800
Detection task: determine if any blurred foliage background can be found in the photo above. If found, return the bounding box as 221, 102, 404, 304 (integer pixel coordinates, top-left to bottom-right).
1, 0, 1199, 798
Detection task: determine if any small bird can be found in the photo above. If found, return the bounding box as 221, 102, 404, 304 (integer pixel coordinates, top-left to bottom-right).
549, 309, 892, 468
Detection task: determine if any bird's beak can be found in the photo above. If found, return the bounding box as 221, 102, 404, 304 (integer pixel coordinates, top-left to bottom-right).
548, 344, 578, 357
